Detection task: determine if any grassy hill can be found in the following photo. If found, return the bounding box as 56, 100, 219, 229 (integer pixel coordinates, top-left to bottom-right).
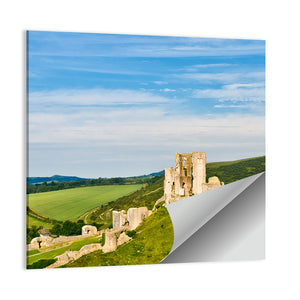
64, 206, 174, 268
27, 215, 53, 231
206, 156, 265, 184
27, 175, 91, 185
81, 176, 164, 228
61, 155, 265, 268
27, 184, 143, 221
26, 155, 265, 268
27, 156, 265, 228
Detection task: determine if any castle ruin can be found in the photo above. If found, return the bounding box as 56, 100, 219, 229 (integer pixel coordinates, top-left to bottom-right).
112, 207, 152, 231
164, 152, 224, 204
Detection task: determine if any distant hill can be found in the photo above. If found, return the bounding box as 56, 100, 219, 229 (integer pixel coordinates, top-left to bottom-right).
27, 175, 92, 185
27, 171, 165, 185
145, 170, 165, 177
27, 155, 265, 186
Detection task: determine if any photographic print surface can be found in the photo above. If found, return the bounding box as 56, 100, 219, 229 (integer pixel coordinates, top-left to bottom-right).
26, 31, 265, 269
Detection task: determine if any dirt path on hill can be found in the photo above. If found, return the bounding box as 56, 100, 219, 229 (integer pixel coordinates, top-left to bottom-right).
143, 187, 163, 196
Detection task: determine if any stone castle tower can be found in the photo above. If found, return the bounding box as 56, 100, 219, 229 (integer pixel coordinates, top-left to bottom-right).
164, 152, 224, 204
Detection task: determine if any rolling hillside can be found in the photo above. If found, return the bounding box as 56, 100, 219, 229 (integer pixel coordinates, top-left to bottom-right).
62, 156, 265, 268
27, 175, 91, 185
26, 155, 265, 268
27, 156, 265, 228
80, 156, 265, 229
64, 206, 174, 268
81, 176, 164, 228
206, 156, 265, 184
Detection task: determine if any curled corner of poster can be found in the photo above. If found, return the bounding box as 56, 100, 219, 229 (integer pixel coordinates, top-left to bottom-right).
161, 172, 265, 264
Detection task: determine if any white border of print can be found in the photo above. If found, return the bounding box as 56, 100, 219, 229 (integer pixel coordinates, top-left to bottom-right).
1, 1, 299, 300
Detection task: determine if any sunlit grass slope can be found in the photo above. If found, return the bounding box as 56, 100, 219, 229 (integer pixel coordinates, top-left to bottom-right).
206, 156, 265, 184
64, 206, 174, 268
27, 215, 53, 231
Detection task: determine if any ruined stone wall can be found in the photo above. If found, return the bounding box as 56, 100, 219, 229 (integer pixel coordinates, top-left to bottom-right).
46, 228, 133, 268
203, 176, 224, 192
102, 231, 118, 253
112, 210, 127, 230
127, 207, 151, 230
82, 225, 98, 236
112, 207, 152, 231
178, 153, 193, 197
192, 152, 206, 194
164, 151, 223, 204
28, 236, 54, 250
28, 226, 101, 251
47, 243, 103, 268
164, 168, 175, 204
28, 234, 92, 251
165, 152, 195, 204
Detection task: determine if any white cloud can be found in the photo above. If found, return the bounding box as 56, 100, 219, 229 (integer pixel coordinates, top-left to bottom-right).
29, 104, 265, 151
29, 34, 265, 58
179, 72, 239, 83
183, 63, 232, 72
29, 88, 265, 150
160, 88, 176, 92
178, 72, 265, 84
225, 82, 265, 89
192, 63, 232, 68
214, 104, 255, 108
59, 66, 147, 76
153, 81, 168, 85
29, 88, 170, 107
193, 82, 265, 102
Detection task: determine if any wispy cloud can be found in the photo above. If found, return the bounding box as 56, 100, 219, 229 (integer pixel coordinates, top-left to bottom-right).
29, 107, 265, 150
193, 82, 265, 102
29, 87, 264, 148
183, 63, 233, 72
214, 104, 257, 108
29, 88, 172, 108
178, 72, 265, 84
57, 66, 148, 76
160, 88, 176, 92
28, 32, 265, 177
153, 81, 168, 85
29, 109, 265, 177
29, 32, 265, 58
193, 63, 232, 68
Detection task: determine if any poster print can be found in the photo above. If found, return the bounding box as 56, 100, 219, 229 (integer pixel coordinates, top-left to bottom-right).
26, 32, 265, 269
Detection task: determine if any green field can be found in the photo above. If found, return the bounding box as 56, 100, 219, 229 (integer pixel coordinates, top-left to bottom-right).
27, 184, 143, 221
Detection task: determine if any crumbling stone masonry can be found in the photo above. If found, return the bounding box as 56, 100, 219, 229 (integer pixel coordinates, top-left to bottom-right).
82, 225, 98, 236
112, 207, 152, 231
46, 244, 102, 268
112, 210, 128, 230
28, 225, 100, 251
127, 207, 151, 230
46, 229, 132, 268
164, 152, 224, 204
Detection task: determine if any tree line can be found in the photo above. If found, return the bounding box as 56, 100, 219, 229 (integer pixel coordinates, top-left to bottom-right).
27, 176, 152, 194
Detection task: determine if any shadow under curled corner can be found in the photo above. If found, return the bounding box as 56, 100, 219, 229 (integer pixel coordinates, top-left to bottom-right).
161, 172, 265, 263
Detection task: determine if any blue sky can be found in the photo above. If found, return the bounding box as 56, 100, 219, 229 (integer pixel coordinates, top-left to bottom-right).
28, 31, 265, 178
